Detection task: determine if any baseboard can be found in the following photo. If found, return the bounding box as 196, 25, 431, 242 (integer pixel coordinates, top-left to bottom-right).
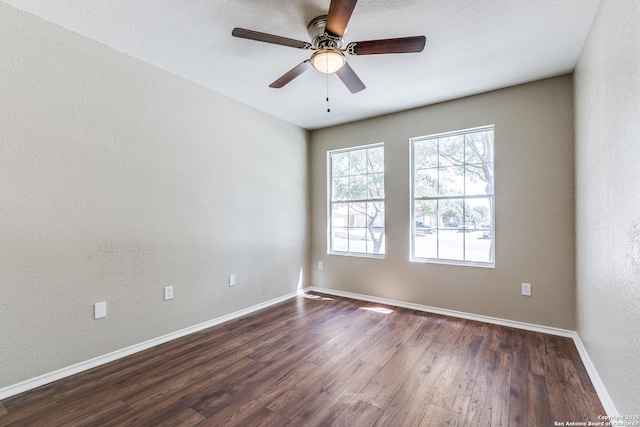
306, 286, 575, 337
0, 289, 303, 401
305, 286, 619, 416
571, 334, 620, 417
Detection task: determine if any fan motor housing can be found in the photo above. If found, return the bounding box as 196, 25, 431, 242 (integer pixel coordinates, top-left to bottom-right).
308, 15, 344, 49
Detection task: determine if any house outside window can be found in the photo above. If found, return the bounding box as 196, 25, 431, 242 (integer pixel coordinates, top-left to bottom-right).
411, 126, 495, 267
329, 143, 385, 257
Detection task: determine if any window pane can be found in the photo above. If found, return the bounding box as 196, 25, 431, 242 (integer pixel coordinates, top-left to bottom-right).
465, 163, 494, 196
440, 198, 463, 226
348, 202, 367, 226
349, 175, 367, 200
439, 135, 464, 167
332, 152, 349, 177
350, 149, 367, 175
368, 227, 385, 254
332, 177, 349, 201
414, 168, 438, 198
368, 146, 384, 173
367, 202, 385, 254
414, 200, 437, 259
368, 173, 384, 199
348, 228, 367, 253
465, 131, 494, 165
414, 139, 438, 169
439, 166, 465, 196
464, 197, 493, 263
332, 228, 348, 252
331, 203, 349, 227
439, 225, 464, 261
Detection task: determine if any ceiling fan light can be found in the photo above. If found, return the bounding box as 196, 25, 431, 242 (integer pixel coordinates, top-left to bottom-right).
311, 50, 346, 74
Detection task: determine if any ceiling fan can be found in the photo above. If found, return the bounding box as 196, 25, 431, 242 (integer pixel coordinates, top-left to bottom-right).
232, 0, 426, 94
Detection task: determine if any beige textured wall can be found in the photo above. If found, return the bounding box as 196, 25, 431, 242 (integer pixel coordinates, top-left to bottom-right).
0, 4, 308, 388
575, 0, 640, 414
310, 76, 576, 330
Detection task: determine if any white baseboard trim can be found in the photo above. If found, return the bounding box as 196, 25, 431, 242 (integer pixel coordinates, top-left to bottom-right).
305, 286, 619, 416
571, 334, 619, 417
0, 289, 303, 401
306, 286, 574, 337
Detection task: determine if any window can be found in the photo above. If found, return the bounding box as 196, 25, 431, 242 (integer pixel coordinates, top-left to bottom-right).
329, 144, 385, 256
411, 126, 494, 266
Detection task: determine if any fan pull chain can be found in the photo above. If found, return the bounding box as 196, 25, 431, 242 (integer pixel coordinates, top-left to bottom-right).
326, 72, 331, 113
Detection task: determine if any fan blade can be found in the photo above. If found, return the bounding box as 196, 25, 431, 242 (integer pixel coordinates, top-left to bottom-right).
326, 0, 358, 37
336, 62, 365, 93
269, 61, 312, 88
348, 36, 426, 55
232, 28, 311, 49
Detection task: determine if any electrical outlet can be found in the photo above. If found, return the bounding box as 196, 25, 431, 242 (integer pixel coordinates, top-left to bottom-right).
94, 302, 107, 319
229, 274, 236, 287
164, 286, 174, 300
318, 261, 323, 270
522, 283, 532, 296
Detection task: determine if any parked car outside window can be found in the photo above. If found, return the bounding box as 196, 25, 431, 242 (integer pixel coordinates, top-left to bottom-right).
415, 221, 434, 235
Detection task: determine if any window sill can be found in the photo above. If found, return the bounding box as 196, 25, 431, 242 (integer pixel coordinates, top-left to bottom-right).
330, 251, 385, 259
410, 257, 495, 268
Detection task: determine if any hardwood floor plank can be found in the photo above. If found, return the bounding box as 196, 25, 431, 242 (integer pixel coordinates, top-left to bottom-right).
357, 324, 435, 410
27, 399, 132, 427
511, 330, 545, 375
102, 401, 205, 427
374, 351, 446, 427
330, 399, 384, 427
303, 324, 372, 366
214, 405, 291, 427
544, 357, 605, 422
126, 354, 260, 410
267, 357, 378, 421
361, 310, 427, 368
0, 396, 60, 426
508, 368, 552, 426
431, 361, 477, 415
0, 292, 605, 426
200, 360, 319, 425
190, 349, 330, 420
247, 332, 330, 365
463, 349, 511, 427
263, 365, 331, 417
420, 404, 464, 427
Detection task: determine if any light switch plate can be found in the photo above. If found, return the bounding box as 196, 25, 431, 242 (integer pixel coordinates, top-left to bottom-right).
94, 301, 107, 319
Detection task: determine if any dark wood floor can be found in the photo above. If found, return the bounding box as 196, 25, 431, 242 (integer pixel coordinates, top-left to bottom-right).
1, 292, 605, 426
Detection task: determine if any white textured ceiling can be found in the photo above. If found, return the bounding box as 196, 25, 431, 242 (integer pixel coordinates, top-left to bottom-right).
3, 0, 601, 130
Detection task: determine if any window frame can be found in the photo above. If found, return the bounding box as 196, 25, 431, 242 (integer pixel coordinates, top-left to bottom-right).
410, 125, 495, 268
327, 143, 385, 258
